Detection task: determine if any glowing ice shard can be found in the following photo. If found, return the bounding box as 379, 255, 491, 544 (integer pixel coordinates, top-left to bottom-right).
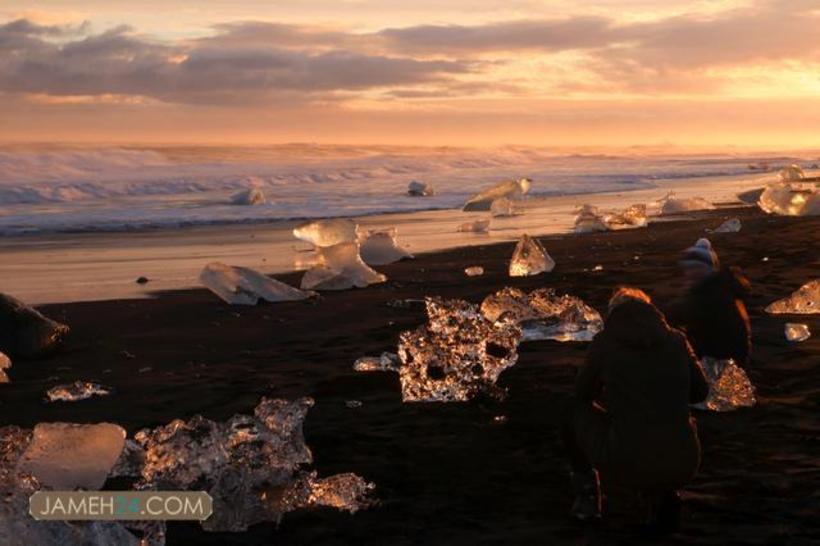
573, 204, 609, 233
765, 280, 819, 314
231, 187, 266, 205
481, 287, 603, 342
757, 172, 819, 216
134, 397, 373, 533
464, 266, 484, 277
490, 197, 517, 217
780, 164, 805, 181
407, 180, 433, 196
0, 351, 9, 383
293, 218, 358, 248
0, 293, 70, 359
659, 192, 715, 214
353, 352, 400, 372
463, 178, 531, 211
201, 262, 313, 305
509, 234, 555, 277
300, 242, 386, 291
46, 381, 112, 402
785, 323, 811, 342
395, 297, 522, 402
457, 219, 490, 233
17, 423, 126, 490
359, 228, 413, 266
714, 218, 741, 233
574, 204, 647, 234
691, 358, 755, 412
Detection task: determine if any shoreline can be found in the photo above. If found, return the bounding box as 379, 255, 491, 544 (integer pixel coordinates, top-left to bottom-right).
0, 170, 774, 305
1, 207, 817, 544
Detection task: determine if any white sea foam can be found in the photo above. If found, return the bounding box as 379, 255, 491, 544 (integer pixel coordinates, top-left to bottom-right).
0, 145, 803, 235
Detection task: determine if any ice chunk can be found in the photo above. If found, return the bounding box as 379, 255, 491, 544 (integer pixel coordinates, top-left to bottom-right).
293, 218, 358, 248
201, 262, 313, 305
785, 323, 811, 342
135, 397, 373, 532
359, 228, 413, 266
300, 242, 386, 291
463, 178, 531, 211
509, 234, 555, 277
231, 187, 266, 205
490, 197, 517, 217
394, 297, 522, 402
765, 280, 819, 314
713, 218, 741, 233
757, 176, 819, 216
780, 164, 805, 181
0, 351, 9, 383
574, 204, 647, 234
457, 219, 490, 233
0, 293, 70, 359
464, 266, 484, 277
17, 423, 126, 490
407, 180, 433, 196
691, 358, 755, 412
659, 192, 715, 214
353, 352, 400, 372
46, 381, 112, 402
480, 287, 603, 342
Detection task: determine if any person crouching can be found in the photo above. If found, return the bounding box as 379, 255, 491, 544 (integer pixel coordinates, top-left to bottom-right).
562, 287, 709, 532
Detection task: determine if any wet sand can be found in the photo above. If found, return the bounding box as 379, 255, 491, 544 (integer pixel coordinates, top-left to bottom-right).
1, 206, 819, 544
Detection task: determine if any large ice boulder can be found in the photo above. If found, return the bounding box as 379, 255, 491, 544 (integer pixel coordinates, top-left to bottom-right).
509, 234, 555, 277
690, 357, 755, 412
293, 218, 358, 248
463, 178, 531, 211
301, 242, 386, 290
359, 228, 413, 266
757, 166, 819, 216
0, 294, 69, 359
200, 262, 314, 305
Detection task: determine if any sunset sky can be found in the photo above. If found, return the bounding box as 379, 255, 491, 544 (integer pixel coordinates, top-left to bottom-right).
1, 0, 819, 148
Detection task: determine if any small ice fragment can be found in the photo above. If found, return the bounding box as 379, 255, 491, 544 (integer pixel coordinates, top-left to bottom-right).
457, 219, 490, 233
359, 228, 413, 266
480, 287, 603, 342
592, 265, 603, 272
301, 242, 386, 291
304, 473, 375, 512
0, 351, 10, 383
231, 187, 266, 206
493, 415, 508, 424
463, 178, 531, 211
464, 266, 485, 277
345, 400, 363, 409
0, 293, 70, 359
785, 323, 811, 342
714, 218, 741, 233
407, 180, 433, 196
509, 234, 555, 277
201, 262, 313, 305
659, 192, 715, 214
46, 381, 112, 402
574, 203, 647, 234
353, 352, 400, 372
691, 358, 755, 412
762, 256, 770, 261
293, 218, 358, 247
573, 204, 608, 233
394, 297, 522, 402
17, 423, 126, 490
490, 197, 516, 217
765, 280, 819, 314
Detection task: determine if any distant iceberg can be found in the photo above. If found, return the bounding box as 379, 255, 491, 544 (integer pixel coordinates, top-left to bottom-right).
463, 178, 531, 211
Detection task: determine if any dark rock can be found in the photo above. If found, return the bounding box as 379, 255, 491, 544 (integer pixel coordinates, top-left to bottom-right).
136, 276, 150, 284
0, 293, 70, 359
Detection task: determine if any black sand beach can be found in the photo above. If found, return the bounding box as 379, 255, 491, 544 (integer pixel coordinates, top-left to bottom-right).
1, 206, 818, 545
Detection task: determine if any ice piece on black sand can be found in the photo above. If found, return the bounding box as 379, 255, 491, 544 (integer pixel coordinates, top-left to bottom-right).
509, 234, 554, 277
463, 178, 531, 211
359, 228, 413, 266
200, 262, 313, 305
46, 381, 113, 402
765, 280, 819, 314
293, 218, 358, 247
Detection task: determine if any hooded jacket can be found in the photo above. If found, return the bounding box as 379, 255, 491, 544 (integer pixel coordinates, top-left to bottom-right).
574, 299, 709, 490
667, 266, 751, 366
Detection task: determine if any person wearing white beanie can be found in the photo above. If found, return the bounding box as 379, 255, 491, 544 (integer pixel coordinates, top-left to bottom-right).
666, 239, 751, 366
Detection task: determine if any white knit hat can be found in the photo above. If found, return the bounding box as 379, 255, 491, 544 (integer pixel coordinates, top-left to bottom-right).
680, 238, 719, 270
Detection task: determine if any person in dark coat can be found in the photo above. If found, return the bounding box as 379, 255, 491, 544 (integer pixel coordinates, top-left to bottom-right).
666, 238, 751, 366
563, 287, 709, 531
